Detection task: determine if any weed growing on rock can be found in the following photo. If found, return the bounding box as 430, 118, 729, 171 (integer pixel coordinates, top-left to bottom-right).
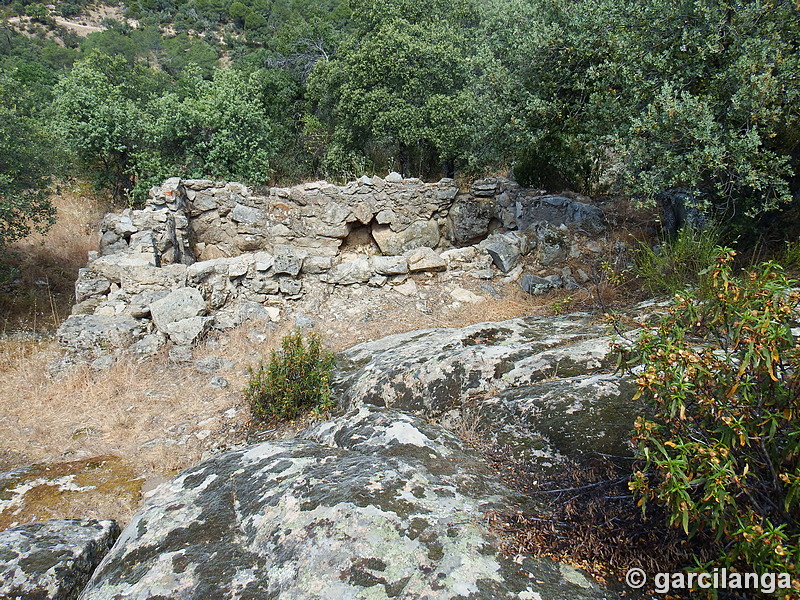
621, 250, 800, 596
245, 330, 335, 422
633, 226, 721, 297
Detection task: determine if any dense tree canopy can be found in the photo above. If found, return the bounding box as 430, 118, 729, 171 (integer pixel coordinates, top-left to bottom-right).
0, 0, 798, 240
307, 0, 479, 178
0, 75, 55, 247
135, 65, 297, 195
476, 0, 800, 221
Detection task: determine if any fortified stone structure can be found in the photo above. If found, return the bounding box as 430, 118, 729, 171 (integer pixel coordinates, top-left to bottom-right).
58, 174, 607, 357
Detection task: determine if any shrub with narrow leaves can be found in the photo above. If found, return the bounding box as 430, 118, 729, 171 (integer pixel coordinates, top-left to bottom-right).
620, 251, 800, 596
245, 330, 335, 422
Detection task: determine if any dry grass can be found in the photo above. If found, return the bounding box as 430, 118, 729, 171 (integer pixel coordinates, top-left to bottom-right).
0, 182, 110, 332
0, 322, 299, 527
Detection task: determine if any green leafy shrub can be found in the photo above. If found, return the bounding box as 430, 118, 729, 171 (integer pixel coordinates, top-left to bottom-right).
621, 251, 800, 594
244, 330, 335, 422
633, 226, 721, 298
780, 240, 800, 274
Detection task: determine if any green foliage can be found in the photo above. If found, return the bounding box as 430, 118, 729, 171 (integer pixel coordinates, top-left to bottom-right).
307, 0, 479, 178
476, 0, 799, 220
780, 240, 800, 273
622, 252, 800, 591
57, 2, 81, 17
52, 51, 148, 199
244, 330, 336, 422
160, 33, 219, 78
633, 226, 722, 297
134, 65, 295, 198
0, 73, 55, 247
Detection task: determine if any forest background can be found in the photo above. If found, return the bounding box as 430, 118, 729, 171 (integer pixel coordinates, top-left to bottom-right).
1, 0, 799, 251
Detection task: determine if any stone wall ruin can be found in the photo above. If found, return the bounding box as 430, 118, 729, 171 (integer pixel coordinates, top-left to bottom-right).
57, 173, 608, 358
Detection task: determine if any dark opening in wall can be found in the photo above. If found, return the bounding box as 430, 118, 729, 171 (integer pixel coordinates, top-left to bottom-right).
341, 221, 379, 253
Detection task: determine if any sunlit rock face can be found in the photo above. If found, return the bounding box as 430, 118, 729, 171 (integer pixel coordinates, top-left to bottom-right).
335, 314, 641, 469
78, 407, 616, 600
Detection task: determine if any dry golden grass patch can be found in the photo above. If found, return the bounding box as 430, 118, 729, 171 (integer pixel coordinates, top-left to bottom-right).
0, 183, 110, 331
0, 320, 303, 528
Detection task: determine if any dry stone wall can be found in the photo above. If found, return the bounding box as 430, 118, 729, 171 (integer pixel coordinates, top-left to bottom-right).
58, 173, 608, 357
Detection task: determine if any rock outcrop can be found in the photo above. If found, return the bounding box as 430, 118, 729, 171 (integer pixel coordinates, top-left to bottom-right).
78, 407, 615, 600
17, 309, 644, 598
335, 314, 640, 468
0, 519, 119, 600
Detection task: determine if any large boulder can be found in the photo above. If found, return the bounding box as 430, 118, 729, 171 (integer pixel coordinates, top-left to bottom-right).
334, 314, 641, 467
445, 196, 497, 245
78, 407, 613, 600
0, 519, 119, 600
463, 374, 640, 466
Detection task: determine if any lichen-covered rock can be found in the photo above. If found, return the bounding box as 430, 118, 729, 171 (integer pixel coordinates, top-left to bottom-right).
483, 233, 522, 273
272, 245, 305, 276
527, 223, 569, 267
0, 519, 119, 600
164, 315, 212, 346
56, 315, 147, 355
520, 273, 557, 295
471, 178, 499, 197
78, 407, 615, 600
334, 314, 639, 468
445, 195, 497, 245
515, 195, 605, 233
74, 270, 112, 304
461, 374, 641, 466
335, 314, 614, 414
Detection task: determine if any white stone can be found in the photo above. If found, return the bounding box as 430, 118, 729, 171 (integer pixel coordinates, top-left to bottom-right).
394, 280, 418, 296
150, 288, 207, 334
450, 288, 484, 304
385, 171, 403, 183
405, 247, 447, 272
